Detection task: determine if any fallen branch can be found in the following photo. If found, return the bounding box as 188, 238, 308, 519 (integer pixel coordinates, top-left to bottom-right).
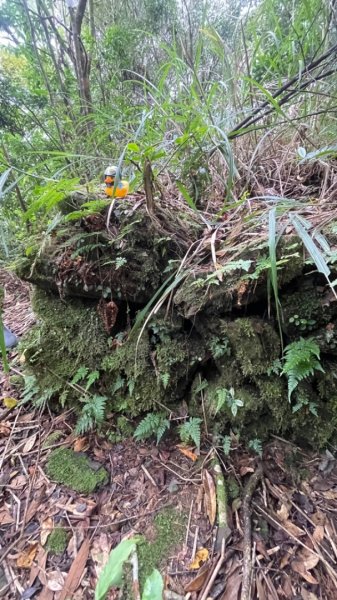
240, 463, 263, 600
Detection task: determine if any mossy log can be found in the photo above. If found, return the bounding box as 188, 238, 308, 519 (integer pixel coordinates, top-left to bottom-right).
17, 197, 337, 448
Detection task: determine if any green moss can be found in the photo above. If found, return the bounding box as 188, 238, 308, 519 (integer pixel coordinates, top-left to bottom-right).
46, 448, 108, 493
21, 288, 109, 400
137, 508, 186, 591
42, 430, 63, 448
223, 318, 281, 376
103, 316, 205, 416
46, 527, 69, 554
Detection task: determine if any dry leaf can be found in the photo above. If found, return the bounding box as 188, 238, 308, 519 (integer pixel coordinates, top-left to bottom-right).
9, 474, 27, 489
301, 587, 319, 600
29, 546, 48, 587
23, 433, 37, 454
291, 548, 319, 585
0, 508, 14, 525
17, 543, 38, 569
220, 565, 241, 600
321, 489, 337, 500
202, 469, 216, 526
59, 538, 90, 600
176, 445, 198, 461
0, 422, 11, 435
312, 524, 324, 544
277, 503, 290, 521
2, 397, 17, 409
91, 533, 111, 577
47, 570, 65, 592
239, 465, 254, 476
74, 437, 89, 452
189, 548, 209, 570
185, 563, 210, 592
40, 518, 53, 546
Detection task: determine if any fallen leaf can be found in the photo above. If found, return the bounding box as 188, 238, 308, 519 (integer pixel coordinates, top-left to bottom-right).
29, 546, 48, 587
220, 565, 241, 599
91, 534, 111, 578
36, 587, 54, 600
2, 397, 17, 409
301, 587, 319, 600
59, 538, 90, 600
185, 563, 210, 592
202, 469, 216, 526
17, 543, 39, 569
23, 433, 37, 454
47, 570, 65, 592
74, 437, 89, 452
0, 422, 10, 435
312, 524, 324, 544
239, 465, 254, 476
0, 508, 14, 525
189, 548, 209, 570
321, 490, 337, 500
40, 518, 53, 546
277, 503, 290, 522
9, 474, 27, 489
291, 548, 319, 585
176, 445, 198, 461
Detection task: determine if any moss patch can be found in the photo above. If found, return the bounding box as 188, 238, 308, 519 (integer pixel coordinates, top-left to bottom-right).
137, 508, 186, 591
46, 527, 69, 554
46, 448, 108, 493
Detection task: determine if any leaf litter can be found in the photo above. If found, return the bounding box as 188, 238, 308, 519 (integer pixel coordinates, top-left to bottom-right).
1, 273, 337, 599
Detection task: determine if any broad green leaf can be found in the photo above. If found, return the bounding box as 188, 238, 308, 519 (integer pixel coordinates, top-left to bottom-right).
142, 569, 164, 600
95, 538, 137, 600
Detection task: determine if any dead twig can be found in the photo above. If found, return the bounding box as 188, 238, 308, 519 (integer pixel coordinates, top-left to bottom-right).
198, 538, 225, 600
240, 463, 263, 600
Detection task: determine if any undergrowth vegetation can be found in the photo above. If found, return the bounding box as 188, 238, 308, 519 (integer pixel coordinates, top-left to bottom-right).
1, 0, 337, 449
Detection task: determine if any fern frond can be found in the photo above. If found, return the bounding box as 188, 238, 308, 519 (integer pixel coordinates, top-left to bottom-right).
134, 412, 170, 444
179, 417, 202, 450
282, 338, 324, 400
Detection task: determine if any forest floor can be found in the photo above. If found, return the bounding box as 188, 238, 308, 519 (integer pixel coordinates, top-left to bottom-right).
1, 269, 337, 600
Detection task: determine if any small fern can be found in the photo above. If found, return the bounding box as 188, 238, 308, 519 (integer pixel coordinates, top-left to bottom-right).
134, 412, 170, 444
282, 338, 324, 400
222, 435, 232, 456
248, 438, 263, 456
179, 417, 202, 450
160, 372, 170, 389
75, 395, 107, 434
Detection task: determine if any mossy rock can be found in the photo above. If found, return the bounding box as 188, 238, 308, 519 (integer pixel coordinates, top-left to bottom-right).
21, 288, 109, 401
46, 527, 69, 554
137, 508, 186, 591
102, 315, 206, 415
46, 448, 108, 493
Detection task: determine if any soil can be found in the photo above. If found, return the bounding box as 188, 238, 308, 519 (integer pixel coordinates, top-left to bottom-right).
1, 269, 337, 600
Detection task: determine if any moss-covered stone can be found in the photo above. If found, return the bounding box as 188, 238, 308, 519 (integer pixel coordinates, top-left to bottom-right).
46, 527, 69, 554
21, 288, 109, 401
46, 448, 108, 493
137, 508, 186, 591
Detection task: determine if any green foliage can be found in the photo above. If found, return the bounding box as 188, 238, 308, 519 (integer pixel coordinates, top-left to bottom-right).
222, 435, 232, 456
248, 438, 263, 457
215, 387, 244, 417
142, 569, 164, 600
282, 338, 324, 401
75, 395, 107, 435
178, 417, 202, 450
0, 310, 9, 374
95, 538, 137, 600
134, 412, 170, 445
46, 448, 108, 494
